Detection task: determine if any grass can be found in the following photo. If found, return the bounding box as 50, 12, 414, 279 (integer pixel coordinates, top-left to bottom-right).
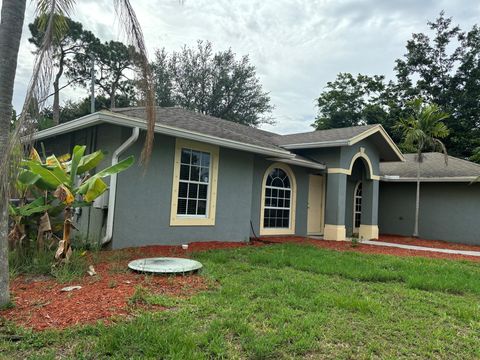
9, 247, 88, 283
2, 243, 480, 359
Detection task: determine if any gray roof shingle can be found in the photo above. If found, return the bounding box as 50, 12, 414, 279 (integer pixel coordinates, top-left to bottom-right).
275, 124, 378, 146
112, 107, 283, 151
380, 152, 480, 180
108, 107, 401, 161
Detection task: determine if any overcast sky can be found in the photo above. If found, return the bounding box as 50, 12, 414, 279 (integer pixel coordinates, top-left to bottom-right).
8, 0, 480, 134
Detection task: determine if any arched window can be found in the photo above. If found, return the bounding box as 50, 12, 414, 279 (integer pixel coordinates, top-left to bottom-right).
263, 167, 292, 229
353, 181, 362, 230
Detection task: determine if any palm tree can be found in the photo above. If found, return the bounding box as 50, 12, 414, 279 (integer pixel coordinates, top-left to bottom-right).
0, 0, 156, 306
395, 98, 449, 238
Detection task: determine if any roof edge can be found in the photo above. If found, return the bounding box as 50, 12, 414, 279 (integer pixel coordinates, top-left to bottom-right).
347, 125, 404, 162
280, 125, 404, 162
381, 176, 478, 183
32, 110, 295, 159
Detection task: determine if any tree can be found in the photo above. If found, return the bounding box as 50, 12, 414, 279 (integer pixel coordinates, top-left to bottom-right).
394, 11, 480, 158
68, 40, 140, 109
17, 146, 133, 262
28, 16, 99, 125
152, 40, 274, 127
311, 73, 407, 143
313, 12, 480, 158
0, 0, 155, 307
394, 99, 449, 237
0, 0, 27, 308
36, 95, 132, 129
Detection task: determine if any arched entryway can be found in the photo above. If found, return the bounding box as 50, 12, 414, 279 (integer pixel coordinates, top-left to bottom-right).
324, 149, 380, 241
346, 157, 369, 237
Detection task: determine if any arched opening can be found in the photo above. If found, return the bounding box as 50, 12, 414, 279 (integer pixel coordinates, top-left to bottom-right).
353, 181, 362, 233
260, 163, 296, 235
346, 157, 369, 236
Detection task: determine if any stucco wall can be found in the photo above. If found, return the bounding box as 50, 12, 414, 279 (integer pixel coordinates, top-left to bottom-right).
112, 132, 256, 248
379, 182, 480, 245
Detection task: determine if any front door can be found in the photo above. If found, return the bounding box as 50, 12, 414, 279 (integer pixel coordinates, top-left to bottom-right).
307, 175, 325, 235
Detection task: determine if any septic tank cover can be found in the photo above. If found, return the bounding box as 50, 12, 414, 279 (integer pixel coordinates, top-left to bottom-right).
128, 257, 203, 274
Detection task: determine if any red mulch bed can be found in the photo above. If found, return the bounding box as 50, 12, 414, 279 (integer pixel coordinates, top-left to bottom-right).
259, 236, 480, 262
2, 236, 479, 332
377, 235, 480, 252
0, 242, 250, 331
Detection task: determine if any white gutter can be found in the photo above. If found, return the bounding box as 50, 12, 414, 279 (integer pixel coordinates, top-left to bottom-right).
101, 127, 140, 245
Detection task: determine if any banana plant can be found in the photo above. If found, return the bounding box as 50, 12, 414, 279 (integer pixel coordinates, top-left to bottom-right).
17, 145, 134, 263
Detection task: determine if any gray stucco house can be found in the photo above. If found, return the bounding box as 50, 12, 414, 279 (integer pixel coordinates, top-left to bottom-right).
33, 107, 480, 248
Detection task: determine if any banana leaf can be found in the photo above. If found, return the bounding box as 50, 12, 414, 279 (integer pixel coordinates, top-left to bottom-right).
95, 155, 134, 178
83, 177, 108, 202
77, 156, 134, 195
17, 169, 41, 186
53, 184, 75, 205
77, 150, 105, 174
70, 145, 86, 185
30, 148, 42, 163
21, 161, 66, 190
10, 197, 52, 217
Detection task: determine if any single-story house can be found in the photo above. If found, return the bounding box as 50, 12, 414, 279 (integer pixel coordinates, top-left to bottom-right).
32, 107, 480, 248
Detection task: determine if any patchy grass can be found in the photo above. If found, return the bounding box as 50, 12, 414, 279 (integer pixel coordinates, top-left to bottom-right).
2, 243, 480, 359
9, 248, 88, 283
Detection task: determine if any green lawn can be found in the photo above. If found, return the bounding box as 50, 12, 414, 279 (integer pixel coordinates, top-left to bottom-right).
2, 243, 480, 359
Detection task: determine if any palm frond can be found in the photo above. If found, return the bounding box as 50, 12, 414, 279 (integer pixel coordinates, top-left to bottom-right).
433, 139, 448, 165
113, 0, 156, 166
1, 0, 75, 182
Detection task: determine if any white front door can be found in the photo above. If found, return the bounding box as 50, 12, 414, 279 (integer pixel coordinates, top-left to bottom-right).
307, 175, 325, 235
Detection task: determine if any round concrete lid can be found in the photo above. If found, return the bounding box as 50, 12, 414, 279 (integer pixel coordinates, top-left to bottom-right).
128, 257, 203, 274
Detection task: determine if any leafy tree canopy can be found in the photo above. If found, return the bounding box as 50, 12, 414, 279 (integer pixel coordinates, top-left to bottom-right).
152, 40, 273, 127
313, 11, 480, 160
28, 15, 99, 124
67, 40, 141, 109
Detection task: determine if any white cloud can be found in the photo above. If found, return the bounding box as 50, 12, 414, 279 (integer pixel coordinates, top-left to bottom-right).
6, 0, 480, 134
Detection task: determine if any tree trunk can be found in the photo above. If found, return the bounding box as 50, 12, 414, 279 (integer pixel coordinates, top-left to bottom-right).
413, 156, 421, 238
0, 0, 27, 307
52, 51, 65, 125
55, 207, 73, 263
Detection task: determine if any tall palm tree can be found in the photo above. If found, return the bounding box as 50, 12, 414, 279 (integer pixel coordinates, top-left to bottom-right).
0, 0, 27, 308
0, 0, 156, 306
395, 98, 449, 238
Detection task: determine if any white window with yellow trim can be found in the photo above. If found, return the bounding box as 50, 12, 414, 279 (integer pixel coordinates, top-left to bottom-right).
260, 163, 296, 235
170, 139, 219, 226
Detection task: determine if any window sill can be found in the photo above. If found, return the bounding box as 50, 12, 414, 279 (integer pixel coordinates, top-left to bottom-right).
169, 216, 216, 226
259, 227, 295, 236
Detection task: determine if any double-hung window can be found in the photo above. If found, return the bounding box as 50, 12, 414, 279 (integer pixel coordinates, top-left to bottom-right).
177, 148, 210, 216
170, 139, 219, 226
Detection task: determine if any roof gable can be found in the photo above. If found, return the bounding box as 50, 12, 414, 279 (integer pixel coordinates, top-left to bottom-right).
276, 124, 403, 162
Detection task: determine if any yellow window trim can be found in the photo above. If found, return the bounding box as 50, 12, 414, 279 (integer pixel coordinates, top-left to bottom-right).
259, 163, 297, 236
170, 138, 219, 226
327, 150, 381, 180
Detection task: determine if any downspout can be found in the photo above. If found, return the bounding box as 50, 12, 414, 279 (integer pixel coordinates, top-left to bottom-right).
101, 127, 140, 245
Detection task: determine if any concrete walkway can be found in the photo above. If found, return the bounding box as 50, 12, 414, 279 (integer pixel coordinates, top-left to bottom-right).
363, 240, 480, 257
